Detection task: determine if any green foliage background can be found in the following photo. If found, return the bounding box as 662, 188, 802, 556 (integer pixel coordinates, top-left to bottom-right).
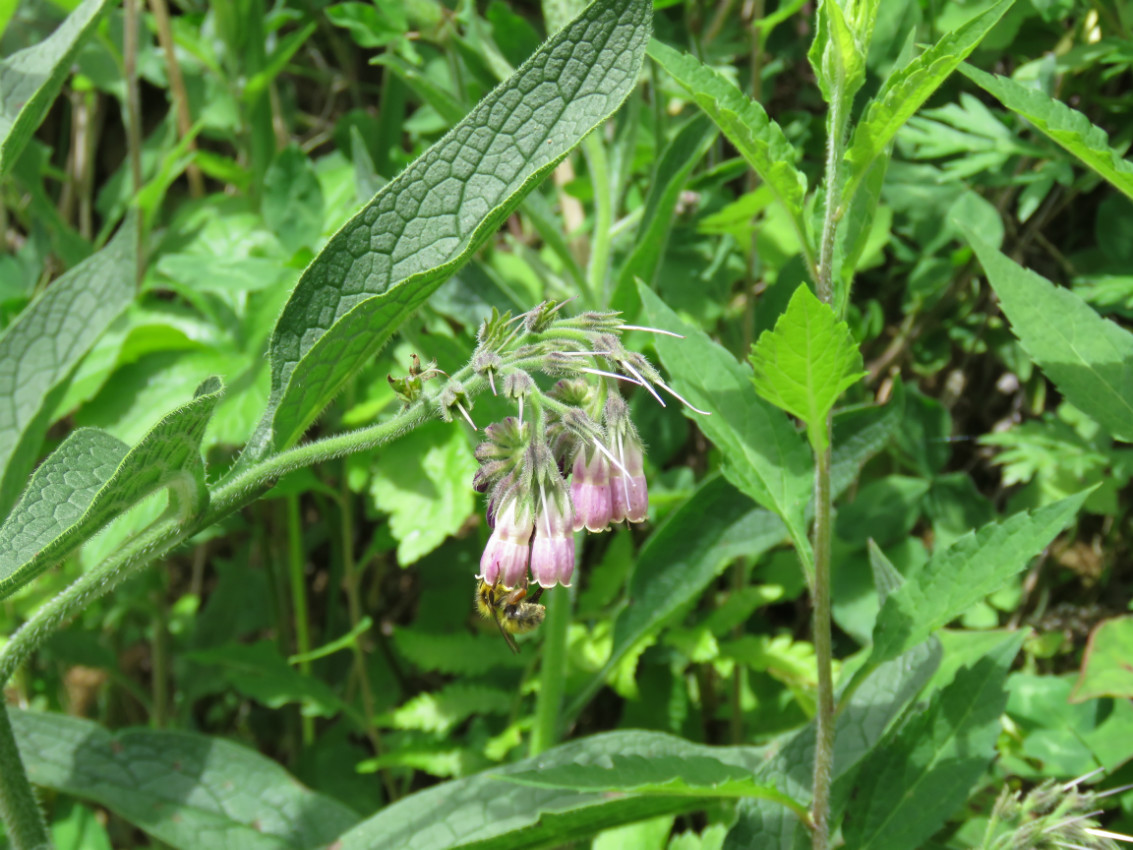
2, 0, 1133, 848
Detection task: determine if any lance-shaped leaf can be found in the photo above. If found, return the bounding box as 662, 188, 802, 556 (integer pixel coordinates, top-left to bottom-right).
843, 632, 1025, 850
647, 40, 811, 267
638, 284, 814, 575
0, 378, 223, 600
843, 0, 1014, 203
960, 63, 1133, 203
0, 0, 115, 176
961, 224, 1133, 443
239, 0, 651, 465
868, 489, 1088, 667
498, 755, 805, 816
11, 709, 359, 850
0, 217, 136, 517
749, 284, 866, 454
337, 730, 770, 850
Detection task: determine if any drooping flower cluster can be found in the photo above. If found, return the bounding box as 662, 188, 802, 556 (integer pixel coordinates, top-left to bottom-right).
454, 303, 705, 590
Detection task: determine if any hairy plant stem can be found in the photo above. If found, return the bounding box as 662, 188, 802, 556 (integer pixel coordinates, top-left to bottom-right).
811, 70, 850, 850
529, 582, 573, 757
810, 432, 835, 850
0, 705, 47, 850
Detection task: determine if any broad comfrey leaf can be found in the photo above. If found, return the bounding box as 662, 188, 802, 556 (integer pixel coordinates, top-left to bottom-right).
0, 378, 223, 600
337, 730, 773, 850
960, 223, 1133, 443
0, 0, 115, 177
960, 63, 1133, 203
869, 489, 1088, 666
646, 40, 811, 266
0, 216, 136, 517
843, 0, 1014, 203
237, 0, 651, 467
749, 284, 866, 453
499, 754, 806, 814
843, 632, 1025, 850
11, 709, 359, 850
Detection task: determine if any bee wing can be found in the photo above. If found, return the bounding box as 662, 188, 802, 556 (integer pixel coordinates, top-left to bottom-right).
491, 605, 521, 654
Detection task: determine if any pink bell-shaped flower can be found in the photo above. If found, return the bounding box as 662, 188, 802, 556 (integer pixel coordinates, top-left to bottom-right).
608, 436, 647, 523
531, 483, 575, 588
478, 496, 533, 587
570, 447, 613, 533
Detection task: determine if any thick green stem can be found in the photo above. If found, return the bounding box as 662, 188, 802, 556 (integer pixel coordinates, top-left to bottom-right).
810, 431, 835, 850
0, 704, 49, 850
285, 494, 314, 746
529, 583, 572, 756
809, 50, 853, 844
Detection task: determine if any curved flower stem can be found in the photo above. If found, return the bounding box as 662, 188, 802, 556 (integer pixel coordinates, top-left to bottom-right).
529, 582, 574, 757
0, 392, 444, 850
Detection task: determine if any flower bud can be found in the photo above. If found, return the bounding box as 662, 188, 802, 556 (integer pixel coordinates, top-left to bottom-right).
478, 497, 533, 587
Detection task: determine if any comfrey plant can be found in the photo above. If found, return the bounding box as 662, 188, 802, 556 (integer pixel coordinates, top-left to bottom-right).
463, 302, 704, 592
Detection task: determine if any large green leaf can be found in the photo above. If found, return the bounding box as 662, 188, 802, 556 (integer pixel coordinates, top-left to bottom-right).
962, 225, 1133, 443
11, 709, 359, 850
0, 217, 136, 517
647, 40, 811, 265
843, 0, 1014, 203
0, 0, 114, 177
0, 378, 223, 600
500, 754, 805, 815
960, 63, 1133, 203
843, 632, 1024, 850
337, 730, 769, 850
238, 0, 651, 466
868, 490, 1087, 666
566, 474, 786, 721
638, 285, 814, 575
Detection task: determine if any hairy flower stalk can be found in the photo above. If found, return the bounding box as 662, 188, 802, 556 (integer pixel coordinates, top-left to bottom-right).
462, 302, 701, 594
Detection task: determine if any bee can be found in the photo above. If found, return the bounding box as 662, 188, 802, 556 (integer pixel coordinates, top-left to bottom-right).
475, 579, 545, 654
